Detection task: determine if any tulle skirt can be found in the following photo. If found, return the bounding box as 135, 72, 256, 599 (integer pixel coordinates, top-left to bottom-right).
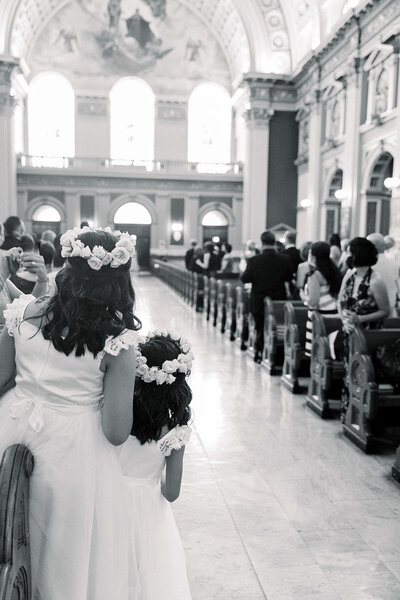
0, 388, 138, 600
124, 477, 192, 600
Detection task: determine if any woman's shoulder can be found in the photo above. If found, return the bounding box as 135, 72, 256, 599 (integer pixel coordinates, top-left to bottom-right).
3, 294, 40, 335
157, 425, 192, 456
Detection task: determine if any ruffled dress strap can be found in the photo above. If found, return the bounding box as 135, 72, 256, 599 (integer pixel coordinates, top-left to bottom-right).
3, 294, 36, 337
158, 425, 192, 456
102, 329, 138, 357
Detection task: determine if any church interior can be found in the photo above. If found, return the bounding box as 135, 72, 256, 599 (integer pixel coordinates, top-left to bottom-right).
1, 0, 400, 598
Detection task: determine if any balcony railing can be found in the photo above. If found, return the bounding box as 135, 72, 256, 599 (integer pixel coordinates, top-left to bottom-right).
17, 155, 243, 176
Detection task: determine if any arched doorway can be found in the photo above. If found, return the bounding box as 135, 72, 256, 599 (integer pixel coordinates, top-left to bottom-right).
31, 204, 62, 236
324, 168, 343, 240
365, 152, 393, 236
114, 202, 151, 269
201, 209, 228, 244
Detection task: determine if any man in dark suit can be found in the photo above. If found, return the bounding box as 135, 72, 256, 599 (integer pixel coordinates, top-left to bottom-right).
283, 230, 302, 298
241, 230, 292, 363
185, 239, 197, 270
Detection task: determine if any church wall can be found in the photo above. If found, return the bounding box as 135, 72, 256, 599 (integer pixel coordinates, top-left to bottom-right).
267, 111, 298, 230
155, 101, 187, 161
75, 96, 110, 158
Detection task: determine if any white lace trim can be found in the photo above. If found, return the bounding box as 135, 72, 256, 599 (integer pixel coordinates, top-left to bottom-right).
102, 329, 138, 357
158, 425, 192, 456
3, 294, 36, 336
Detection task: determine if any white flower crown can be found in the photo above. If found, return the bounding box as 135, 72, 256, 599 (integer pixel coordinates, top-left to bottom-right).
60, 226, 136, 271
135, 330, 194, 385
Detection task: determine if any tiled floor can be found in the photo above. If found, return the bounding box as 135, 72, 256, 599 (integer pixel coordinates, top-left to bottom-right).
134, 274, 400, 600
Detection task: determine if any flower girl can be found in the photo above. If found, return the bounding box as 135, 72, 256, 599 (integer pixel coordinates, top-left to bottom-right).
0, 226, 141, 600
118, 331, 194, 600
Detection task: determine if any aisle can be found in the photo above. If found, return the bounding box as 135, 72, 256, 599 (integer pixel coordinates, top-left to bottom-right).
134, 274, 400, 600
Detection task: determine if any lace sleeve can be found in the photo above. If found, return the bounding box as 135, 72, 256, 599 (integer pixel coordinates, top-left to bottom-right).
103, 329, 138, 357
3, 294, 36, 337
158, 425, 192, 456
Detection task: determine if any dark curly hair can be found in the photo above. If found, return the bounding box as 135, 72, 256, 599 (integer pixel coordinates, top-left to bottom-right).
39, 230, 141, 357
131, 336, 192, 444
348, 237, 378, 268
310, 241, 342, 297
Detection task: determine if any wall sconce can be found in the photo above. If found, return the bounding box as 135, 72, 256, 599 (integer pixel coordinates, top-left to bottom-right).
384, 177, 400, 190
171, 222, 183, 243
334, 189, 348, 201
299, 198, 312, 208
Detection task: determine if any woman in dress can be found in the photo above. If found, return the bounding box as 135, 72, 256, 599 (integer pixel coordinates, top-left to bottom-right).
300, 241, 342, 357
119, 331, 193, 600
0, 226, 141, 600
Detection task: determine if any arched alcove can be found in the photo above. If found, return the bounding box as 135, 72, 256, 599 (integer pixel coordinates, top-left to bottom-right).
201, 208, 229, 244
112, 199, 155, 269
27, 197, 65, 236
365, 152, 393, 236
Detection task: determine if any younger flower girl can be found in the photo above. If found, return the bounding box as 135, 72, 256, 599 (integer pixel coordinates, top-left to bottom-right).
118, 331, 194, 600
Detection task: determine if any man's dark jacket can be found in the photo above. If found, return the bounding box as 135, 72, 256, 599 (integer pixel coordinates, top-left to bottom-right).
241, 248, 293, 314
283, 246, 302, 275
1, 235, 22, 250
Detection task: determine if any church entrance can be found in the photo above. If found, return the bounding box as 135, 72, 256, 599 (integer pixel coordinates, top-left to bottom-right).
114, 202, 152, 269
201, 209, 228, 244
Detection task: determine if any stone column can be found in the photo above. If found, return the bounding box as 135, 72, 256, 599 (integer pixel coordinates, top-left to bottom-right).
342, 58, 362, 239
154, 193, 169, 252
95, 192, 111, 228
0, 57, 19, 220
301, 90, 322, 241
65, 191, 80, 230
234, 77, 274, 244
389, 37, 400, 240
186, 195, 199, 245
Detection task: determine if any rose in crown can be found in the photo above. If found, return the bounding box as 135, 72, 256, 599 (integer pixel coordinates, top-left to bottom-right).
135, 330, 194, 385
60, 226, 136, 270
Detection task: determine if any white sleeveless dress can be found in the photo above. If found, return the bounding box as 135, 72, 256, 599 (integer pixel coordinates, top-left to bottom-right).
0, 294, 139, 600
118, 426, 192, 600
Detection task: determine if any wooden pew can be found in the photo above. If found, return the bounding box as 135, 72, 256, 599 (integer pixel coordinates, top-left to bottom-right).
224, 283, 238, 341
0, 444, 34, 600
280, 302, 309, 393
216, 280, 228, 333
344, 325, 400, 453
235, 287, 250, 351
193, 273, 204, 313
261, 299, 303, 375
209, 278, 219, 327
306, 313, 344, 418
202, 276, 211, 322
393, 446, 400, 483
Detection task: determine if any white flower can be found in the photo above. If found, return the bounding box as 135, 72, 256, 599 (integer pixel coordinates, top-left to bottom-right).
92, 245, 107, 260
181, 343, 191, 353
155, 371, 168, 385
87, 256, 103, 270
80, 246, 92, 259
61, 246, 73, 258
116, 235, 136, 255
178, 362, 188, 374
162, 359, 180, 373
110, 246, 130, 267
60, 230, 77, 247
166, 374, 176, 384
136, 355, 147, 365
136, 364, 148, 376
103, 227, 112, 234
70, 240, 85, 257
102, 253, 112, 265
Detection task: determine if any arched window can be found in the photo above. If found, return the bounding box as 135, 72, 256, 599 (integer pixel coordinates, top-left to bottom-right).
110, 78, 155, 163
28, 72, 75, 158
114, 202, 152, 225
31, 203, 62, 236
188, 83, 232, 165
375, 69, 389, 115
201, 210, 228, 227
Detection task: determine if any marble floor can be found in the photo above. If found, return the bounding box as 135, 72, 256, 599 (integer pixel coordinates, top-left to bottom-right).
134, 274, 400, 600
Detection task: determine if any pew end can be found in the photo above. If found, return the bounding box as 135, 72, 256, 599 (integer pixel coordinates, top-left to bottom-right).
280, 302, 309, 393
0, 444, 34, 600
306, 313, 344, 419
344, 327, 400, 453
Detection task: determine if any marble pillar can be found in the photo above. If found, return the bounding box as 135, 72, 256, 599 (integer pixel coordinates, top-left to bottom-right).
389, 42, 400, 240
0, 57, 19, 220
342, 59, 362, 240
154, 193, 169, 251
95, 192, 111, 228
303, 91, 322, 241
186, 195, 199, 245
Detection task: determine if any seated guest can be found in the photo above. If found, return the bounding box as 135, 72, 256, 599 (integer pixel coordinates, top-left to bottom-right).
300, 242, 342, 357
185, 239, 197, 270
367, 232, 399, 315
283, 231, 301, 274
335, 237, 391, 418
329, 233, 342, 266
296, 241, 313, 290
241, 230, 292, 363
1, 216, 25, 250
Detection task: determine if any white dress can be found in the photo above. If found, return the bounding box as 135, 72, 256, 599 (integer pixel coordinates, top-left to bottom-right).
0, 294, 139, 600
119, 426, 192, 600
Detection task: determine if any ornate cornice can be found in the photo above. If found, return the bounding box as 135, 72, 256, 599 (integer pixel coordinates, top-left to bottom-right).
157, 101, 187, 122
245, 107, 274, 127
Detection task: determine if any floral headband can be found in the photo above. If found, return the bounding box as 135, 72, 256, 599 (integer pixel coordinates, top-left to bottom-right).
60, 226, 136, 271
135, 330, 194, 385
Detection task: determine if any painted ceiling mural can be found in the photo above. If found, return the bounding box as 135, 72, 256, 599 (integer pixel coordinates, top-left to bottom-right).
27, 0, 231, 93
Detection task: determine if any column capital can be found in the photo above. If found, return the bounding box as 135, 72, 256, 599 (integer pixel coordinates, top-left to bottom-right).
0, 56, 21, 116
244, 107, 274, 128
342, 57, 361, 89
233, 73, 295, 117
